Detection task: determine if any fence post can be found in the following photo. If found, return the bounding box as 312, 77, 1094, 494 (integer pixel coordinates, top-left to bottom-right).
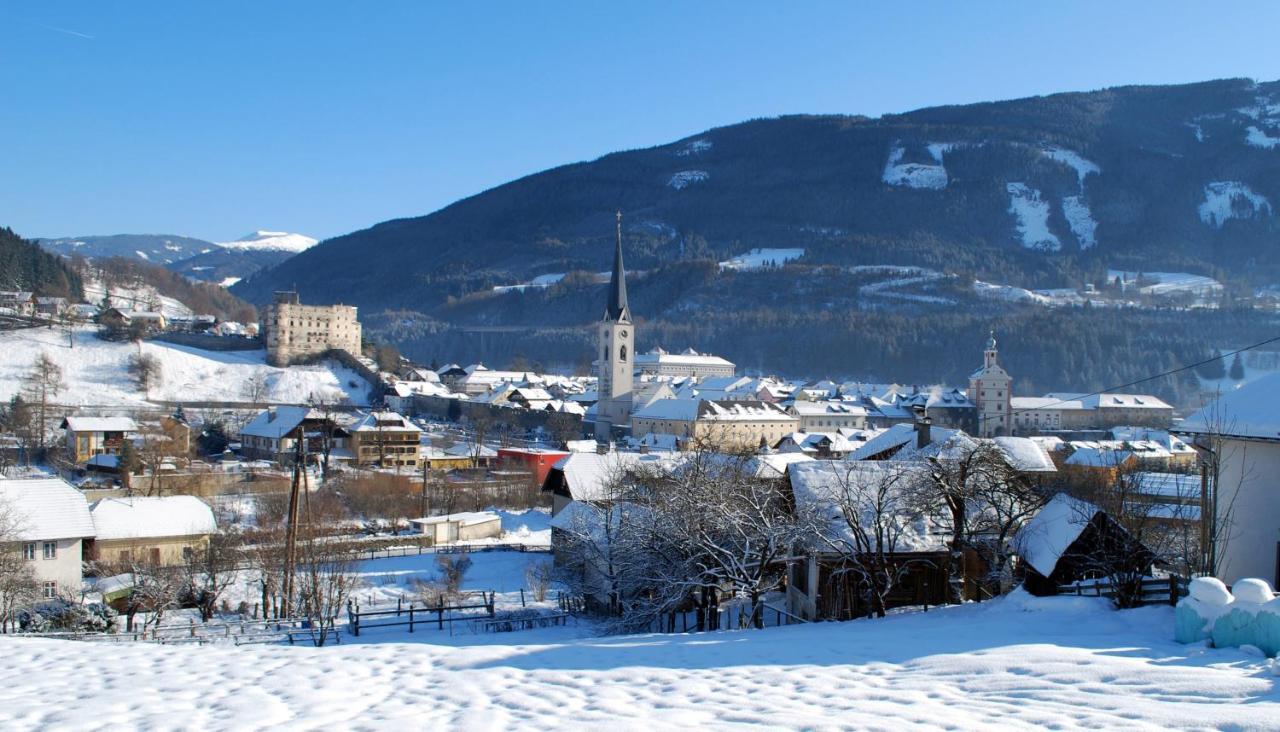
397, 597, 402, 617
409, 606, 415, 633
1169, 575, 1178, 606
488, 592, 495, 617
520, 589, 526, 608
438, 597, 444, 630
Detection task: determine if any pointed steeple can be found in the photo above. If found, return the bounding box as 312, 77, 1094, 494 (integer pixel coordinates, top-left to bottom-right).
605, 210, 630, 322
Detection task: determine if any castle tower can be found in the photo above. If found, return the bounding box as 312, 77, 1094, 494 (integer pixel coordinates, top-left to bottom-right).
968, 330, 1012, 437
595, 211, 635, 441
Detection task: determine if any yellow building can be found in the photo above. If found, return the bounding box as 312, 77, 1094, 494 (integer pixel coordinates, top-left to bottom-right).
350, 411, 423, 469
88, 496, 217, 566
61, 416, 139, 464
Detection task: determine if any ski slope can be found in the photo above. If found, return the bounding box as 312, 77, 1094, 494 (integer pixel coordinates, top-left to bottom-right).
0, 590, 1274, 729
0, 326, 370, 407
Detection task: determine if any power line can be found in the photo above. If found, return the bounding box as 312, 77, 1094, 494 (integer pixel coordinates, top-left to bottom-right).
1009, 333, 1280, 417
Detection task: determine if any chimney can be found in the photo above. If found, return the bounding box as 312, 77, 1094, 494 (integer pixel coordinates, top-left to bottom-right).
639, 443, 650, 454
913, 404, 932, 449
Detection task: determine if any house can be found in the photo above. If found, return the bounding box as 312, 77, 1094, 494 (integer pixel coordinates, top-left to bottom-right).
541, 451, 672, 517
61, 416, 139, 464
497, 448, 571, 486
409, 511, 502, 544
238, 406, 350, 464
0, 291, 35, 317
34, 296, 68, 319
422, 446, 475, 471
349, 411, 423, 469
629, 398, 799, 451
98, 308, 166, 333
785, 400, 869, 431
784, 460, 956, 620
87, 496, 217, 566
0, 477, 95, 598
1175, 373, 1280, 584
1015, 493, 1155, 596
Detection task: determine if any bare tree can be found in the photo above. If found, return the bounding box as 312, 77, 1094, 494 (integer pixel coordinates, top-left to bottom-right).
21, 353, 62, 451
525, 559, 554, 602
184, 532, 244, 622
0, 498, 39, 632
292, 528, 358, 647
545, 412, 582, 448
807, 461, 935, 618
242, 368, 270, 407
129, 352, 163, 397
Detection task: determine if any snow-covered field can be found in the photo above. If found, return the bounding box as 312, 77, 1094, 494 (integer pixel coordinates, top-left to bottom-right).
667, 170, 709, 190
1199, 181, 1272, 228
882, 141, 949, 190
0, 326, 370, 407
1, 590, 1276, 729
1006, 182, 1061, 252
1107, 270, 1224, 299
719, 248, 804, 271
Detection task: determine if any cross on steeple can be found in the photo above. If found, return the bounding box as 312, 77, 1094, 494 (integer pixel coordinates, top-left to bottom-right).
605, 210, 630, 322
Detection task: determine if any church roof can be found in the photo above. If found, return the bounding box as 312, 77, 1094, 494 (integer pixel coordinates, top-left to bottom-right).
605, 211, 630, 322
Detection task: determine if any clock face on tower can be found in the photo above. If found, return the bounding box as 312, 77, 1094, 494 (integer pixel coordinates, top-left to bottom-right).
620, 330, 628, 338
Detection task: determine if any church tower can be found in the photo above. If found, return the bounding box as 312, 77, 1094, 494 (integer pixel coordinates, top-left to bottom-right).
595, 211, 635, 441
967, 330, 1012, 437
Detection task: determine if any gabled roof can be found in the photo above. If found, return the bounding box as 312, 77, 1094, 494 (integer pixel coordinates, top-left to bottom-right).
90, 496, 216, 540
0, 478, 95, 541
350, 411, 422, 433
1015, 493, 1100, 577
239, 406, 311, 440
544, 452, 674, 501
788, 461, 947, 553
1176, 373, 1280, 441
62, 416, 138, 433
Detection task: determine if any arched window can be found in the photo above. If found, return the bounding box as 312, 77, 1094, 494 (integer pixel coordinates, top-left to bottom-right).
620, 345, 628, 362
603, 346, 608, 363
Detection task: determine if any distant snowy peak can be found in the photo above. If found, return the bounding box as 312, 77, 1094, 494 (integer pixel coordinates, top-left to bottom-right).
217, 230, 318, 253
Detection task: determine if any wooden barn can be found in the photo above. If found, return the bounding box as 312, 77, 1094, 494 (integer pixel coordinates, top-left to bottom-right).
1015, 492, 1155, 596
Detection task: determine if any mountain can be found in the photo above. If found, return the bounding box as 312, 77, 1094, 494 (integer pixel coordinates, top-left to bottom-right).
216, 230, 318, 254
0, 227, 83, 299
229, 78, 1280, 401
37, 234, 215, 266
38, 230, 317, 287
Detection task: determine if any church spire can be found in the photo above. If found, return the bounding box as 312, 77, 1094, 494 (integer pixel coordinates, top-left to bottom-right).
605, 210, 630, 322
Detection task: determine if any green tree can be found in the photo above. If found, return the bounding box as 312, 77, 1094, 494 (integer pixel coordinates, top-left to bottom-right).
1228, 352, 1245, 381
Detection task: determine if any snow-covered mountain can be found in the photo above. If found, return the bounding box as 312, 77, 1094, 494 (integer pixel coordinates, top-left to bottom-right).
36, 234, 216, 265
216, 230, 318, 254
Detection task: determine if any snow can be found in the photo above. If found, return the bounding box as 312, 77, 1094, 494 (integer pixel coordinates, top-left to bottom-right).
492, 273, 569, 294
1198, 181, 1272, 228
972, 281, 1052, 305
1246, 126, 1280, 149
83, 278, 193, 320
0, 326, 370, 408
1107, 270, 1224, 298
666, 170, 708, 190
675, 139, 712, 156
89, 496, 217, 540
1190, 577, 1234, 606
1180, 371, 1280, 441
1061, 195, 1097, 249
0, 478, 96, 540
1235, 578, 1276, 605
718, 248, 804, 271
1006, 183, 1061, 252
1015, 493, 1099, 578
5, 580, 1276, 728
216, 231, 318, 254
1041, 147, 1101, 189
882, 142, 948, 189
219, 277, 242, 288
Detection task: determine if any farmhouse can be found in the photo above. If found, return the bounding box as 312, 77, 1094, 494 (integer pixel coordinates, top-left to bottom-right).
61, 416, 139, 464
87, 496, 217, 566
0, 478, 95, 598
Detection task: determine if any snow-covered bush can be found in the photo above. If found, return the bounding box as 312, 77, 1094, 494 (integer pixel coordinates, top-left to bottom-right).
1176, 577, 1280, 656
18, 599, 117, 634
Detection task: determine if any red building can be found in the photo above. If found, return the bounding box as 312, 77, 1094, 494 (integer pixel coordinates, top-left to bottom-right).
496, 448, 571, 486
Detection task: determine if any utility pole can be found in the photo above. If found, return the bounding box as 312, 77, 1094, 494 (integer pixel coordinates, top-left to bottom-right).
420, 459, 430, 519
281, 434, 304, 616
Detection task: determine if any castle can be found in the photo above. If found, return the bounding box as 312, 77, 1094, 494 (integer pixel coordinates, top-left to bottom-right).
263, 291, 362, 367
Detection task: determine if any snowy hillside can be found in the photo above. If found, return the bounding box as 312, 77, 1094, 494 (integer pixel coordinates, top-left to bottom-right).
82, 277, 193, 320
216, 231, 318, 254
0, 589, 1273, 728
36, 234, 215, 266
0, 327, 370, 407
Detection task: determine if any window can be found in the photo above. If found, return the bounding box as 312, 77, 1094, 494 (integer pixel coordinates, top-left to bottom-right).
43, 581, 57, 599
620, 345, 627, 362
22, 543, 35, 561
42, 541, 56, 560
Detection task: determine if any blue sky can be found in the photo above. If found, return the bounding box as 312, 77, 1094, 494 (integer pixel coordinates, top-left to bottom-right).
4, 1, 1279, 242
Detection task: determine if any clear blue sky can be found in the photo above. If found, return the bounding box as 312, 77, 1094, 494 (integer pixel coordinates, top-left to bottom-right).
4, 1, 1279, 243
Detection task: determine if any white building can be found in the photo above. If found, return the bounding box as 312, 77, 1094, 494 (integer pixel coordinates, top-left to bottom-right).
968, 332, 1012, 437
0, 478, 95, 598
634, 347, 735, 379
594, 213, 635, 441
1177, 373, 1280, 585
786, 400, 870, 431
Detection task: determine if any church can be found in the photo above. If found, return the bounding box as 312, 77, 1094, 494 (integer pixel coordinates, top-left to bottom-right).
967, 331, 1013, 437
594, 212, 635, 441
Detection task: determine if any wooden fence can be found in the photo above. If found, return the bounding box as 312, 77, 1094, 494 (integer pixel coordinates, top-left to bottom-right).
1057, 575, 1188, 606
346, 592, 496, 636
18, 616, 328, 646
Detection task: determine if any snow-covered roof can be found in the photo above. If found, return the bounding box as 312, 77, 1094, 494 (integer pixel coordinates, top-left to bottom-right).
1064, 446, 1135, 468
62, 416, 138, 433
90, 496, 217, 540
0, 478, 95, 541
635, 348, 735, 368
992, 437, 1057, 473
788, 400, 870, 417
351, 411, 422, 433
410, 511, 500, 527
1042, 392, 1172, 411
632, 398, 701, 422
1015, 493, 1101, 577
547, 452, 674, 502
788, 461, 947, 553
1177, 373, 1280, 441
239, 406, 312, 440
750, 452, 814, 478
698, 400, 794, 422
